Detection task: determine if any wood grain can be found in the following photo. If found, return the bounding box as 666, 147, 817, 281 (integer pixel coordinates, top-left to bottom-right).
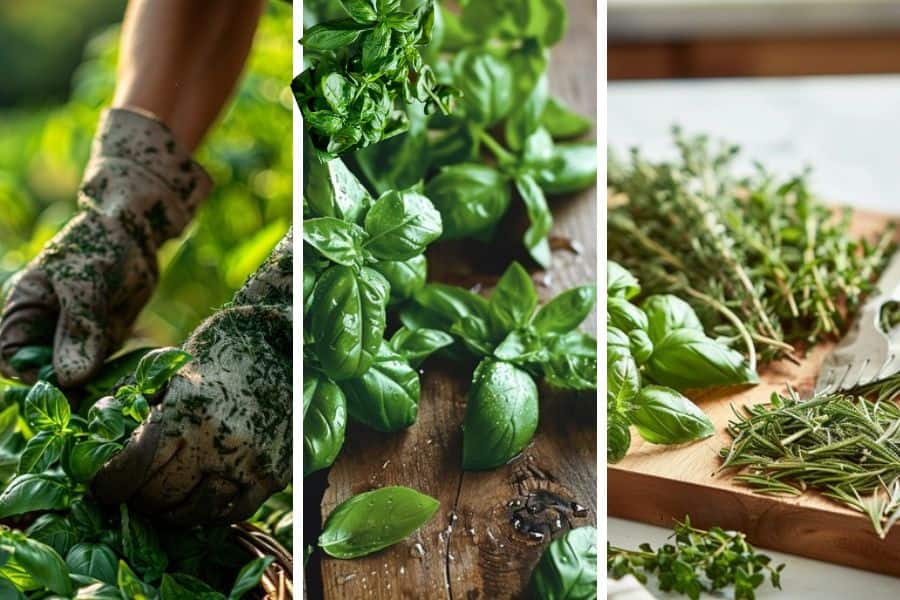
311, 1, 598, 598
609, 210, 900, 577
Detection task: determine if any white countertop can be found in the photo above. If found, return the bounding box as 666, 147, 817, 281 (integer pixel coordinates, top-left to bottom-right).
608, 75, 900, 598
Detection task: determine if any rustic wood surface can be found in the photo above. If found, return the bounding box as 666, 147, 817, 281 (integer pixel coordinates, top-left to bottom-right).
308, 2, 598, 598
609, 210, 900, 577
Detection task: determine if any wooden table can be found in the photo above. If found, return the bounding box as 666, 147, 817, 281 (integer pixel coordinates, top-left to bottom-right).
305, 2, 598, 598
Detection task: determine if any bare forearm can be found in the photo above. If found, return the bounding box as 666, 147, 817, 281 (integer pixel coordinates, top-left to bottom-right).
113, 0, 265, 151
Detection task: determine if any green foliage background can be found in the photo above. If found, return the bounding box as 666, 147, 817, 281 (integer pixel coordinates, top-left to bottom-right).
0, 3, 292, 347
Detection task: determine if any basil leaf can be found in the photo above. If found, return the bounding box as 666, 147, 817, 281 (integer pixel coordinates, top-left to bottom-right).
8, 345, 52, 371
533, 286, 596, 336
121, 504, 168, 581
66, 543, 118, 585
0, 473, 71, 518
425, 163, 511, 241
303, 217, 369, 267
452, 50, 514, 126
462, 360, 539, 470
646, 329, 758, 390
608, 327, 630, 355
70, 499, 104, 539
529, 526, 597, 600
407, 283, 491, 332
607, 261, 640, 300
494, 329, 548, 365
17, 430, 64, 474
24, 381, 70, 432
303, 374, 347, 477
607, 412, 632, 464
506, 72, 549, 152
26, 514, 77, 557
304, 153, 371, 224
372, 255, 427, 305
0, 533, 72, 595
515, 173, 553, 268
319, 485, 439, 559
607, 348, 640, 409
642, 294, 704, 345
88, 401, 126, 441
607, 297, 648, 333
340, 344, 419, 432
629, 385, 715, 445
490, 262, 538, 333
534, 142, 597, 196
340, 0, 378, 23
451, 314, 499, 357
134, 347, 191, 397
311, 265, 389, 381
75, 581, 123, 599
301, 19, 368, 50
541, 95, 592, 139
228, 556, 274, 600
363, 189, 442, 261
541, 331, 598, 391
388, 327, 454, 368
362, 22, 393, 72
117, 560, 157, 599
628, 329, 654, 365
66, 439, 122, 483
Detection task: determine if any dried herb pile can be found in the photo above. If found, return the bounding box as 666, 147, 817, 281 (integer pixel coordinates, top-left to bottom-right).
608, 128, 895, 365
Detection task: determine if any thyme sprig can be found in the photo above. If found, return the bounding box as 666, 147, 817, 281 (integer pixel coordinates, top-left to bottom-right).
720, 385, 900, 537
608, 518, 784, 600
608, 128, 895, 363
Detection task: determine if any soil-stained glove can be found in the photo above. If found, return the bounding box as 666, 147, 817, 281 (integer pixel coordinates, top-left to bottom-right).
0, 108, 211, 387
92, 229, 292, 525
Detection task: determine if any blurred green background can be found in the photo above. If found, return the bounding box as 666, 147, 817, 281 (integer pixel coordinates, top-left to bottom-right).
0, 1, 292, 347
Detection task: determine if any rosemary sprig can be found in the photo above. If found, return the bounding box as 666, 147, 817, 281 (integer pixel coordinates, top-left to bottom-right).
608, 128, 895, 363
720, 385, 900, 537
608, 518, 784, 600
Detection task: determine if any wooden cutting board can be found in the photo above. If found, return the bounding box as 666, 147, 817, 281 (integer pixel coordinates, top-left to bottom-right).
306, 2, 598, 598
608, 210, 900, 577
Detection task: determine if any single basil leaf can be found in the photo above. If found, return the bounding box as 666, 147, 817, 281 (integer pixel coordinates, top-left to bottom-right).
304, 153, 372, 224
228, 556, 274, 600
409, 283, 491, 332
67, 439, 122, 483
607, 297, 648, 334
534, 142, 597, 196
70, 499, 104, 539
515, 174, 553, 268
641, 294, 704, 345
24, 381, 70, 432
363, 189, 442, 261
311, 265, 389, 381
629, 385, 715, 445
494, 329, 548, 365
451, 314, 499, 358
490, 262, 538, 333
646, 329, 758, 390
340, 0, 378, 23
303, 373, 347, 477
628, 329, 654, 365
362, 22, 393, 71
88, 401, 126, 441
529, 526, 597, 600
462, 360, 538, 470
425, 163, 510, 241
303, 217, 369, 267
371, 255, 427, 306
607, 412, 632, 463
0, 473, 71, 518
17, 430, 64, 474
607, 261, 640, 300
608, 327, 630, 355
134, 348, 191, 396
340, 343, 419, 432
0, 533, 72, 595
533, 286, 596, 336
66, 543, 118, 585
8, 345, 52, 371
522, 0, 567, 46
607, 349, 640, 409
541, 95, 592, 139
542, 331, 597, 391
388, 327, 454, 368
319, 485, 439, 558
26, 514, 77, 557
117, 560, 157, 599
120, 504, 168, 581
452, 49, 514, 126
320, 72, 354, 114
301, 19, 367, 50
505, 72, 549, 152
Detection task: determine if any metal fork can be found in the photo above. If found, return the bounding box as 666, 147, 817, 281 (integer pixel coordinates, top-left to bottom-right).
815, 251, 900, 395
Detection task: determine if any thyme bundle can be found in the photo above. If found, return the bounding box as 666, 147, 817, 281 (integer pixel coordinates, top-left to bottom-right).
608, 128, 895, 365
720, 386, 900, 537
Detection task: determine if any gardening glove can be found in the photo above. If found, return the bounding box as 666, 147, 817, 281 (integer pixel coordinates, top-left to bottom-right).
92, 229, 292, 525
0, 108, 211, 387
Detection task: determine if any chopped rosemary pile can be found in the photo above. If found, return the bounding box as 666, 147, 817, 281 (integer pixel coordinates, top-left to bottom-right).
720, 386, 900, 537
608, 128, 895, 365
608, 518, 784, 600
